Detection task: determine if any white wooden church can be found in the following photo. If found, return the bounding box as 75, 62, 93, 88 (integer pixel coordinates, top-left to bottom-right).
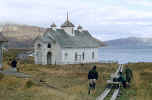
0, 32, 7, 69
34, 14, 104, 65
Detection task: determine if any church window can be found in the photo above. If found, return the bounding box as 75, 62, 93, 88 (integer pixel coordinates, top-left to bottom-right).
48, 43, 51, 48
75, 52, 77, 61
72, 28, 74, 34
37, 44, 41, 49
92, 52, 95, 59
82, 52, 85, 60
64, 53, 68, 59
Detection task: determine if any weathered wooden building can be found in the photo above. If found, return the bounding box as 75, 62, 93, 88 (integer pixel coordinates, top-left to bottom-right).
34, 14, 104, 65
0, 32, 7, 69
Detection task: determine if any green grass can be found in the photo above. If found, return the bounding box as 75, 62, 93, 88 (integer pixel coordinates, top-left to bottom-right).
118, 63, 152, 100
0, 63, 117, 100
1, 49, 152, 100
0, 49, 119, 100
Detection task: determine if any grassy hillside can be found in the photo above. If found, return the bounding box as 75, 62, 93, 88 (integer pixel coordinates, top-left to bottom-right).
0, 49, 152, 100
1, 24, 46, 48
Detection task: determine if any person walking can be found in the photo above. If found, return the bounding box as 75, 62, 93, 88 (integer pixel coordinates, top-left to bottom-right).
125, 65, 133, 86
88, 65, 98, 95
118, 72, 126, 88
10, 58, 18, 72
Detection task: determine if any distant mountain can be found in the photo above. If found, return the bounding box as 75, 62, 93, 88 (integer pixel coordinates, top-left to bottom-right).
0, 24, 46, 48
1, 24, 151, 49
0, 24, 104, 49
104, 37, 152, 48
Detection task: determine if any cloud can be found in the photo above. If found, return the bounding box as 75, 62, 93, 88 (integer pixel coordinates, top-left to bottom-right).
0, 0, 152, 40
124, 0, 152, 6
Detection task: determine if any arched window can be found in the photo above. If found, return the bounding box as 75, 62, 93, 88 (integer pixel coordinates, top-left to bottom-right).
64, 53, 68, 59
72, 28, 74, 34
92, 52, 95, 59
75, 52, 77, 61
48, 43, 51, 48
37, 44, 41, 49
82, 52, 85, 60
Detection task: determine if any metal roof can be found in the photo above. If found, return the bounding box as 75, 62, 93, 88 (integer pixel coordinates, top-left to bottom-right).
61, 20, 75, 27
36, 28, 104, 48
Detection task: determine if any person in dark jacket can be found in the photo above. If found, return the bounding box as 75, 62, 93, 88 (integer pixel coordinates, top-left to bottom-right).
10, 58, 18, 71
118, 72, 126, 88
125, 65, 133, 83
88, 65, 98, 95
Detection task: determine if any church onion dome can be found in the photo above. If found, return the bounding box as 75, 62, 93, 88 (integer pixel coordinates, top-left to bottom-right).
50, 23, 57, 27
61, 20, 75, 27
77, 25, 83, 29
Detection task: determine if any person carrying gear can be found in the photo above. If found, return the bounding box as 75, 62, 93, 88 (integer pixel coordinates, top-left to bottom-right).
125, 65, 133, 83
125, 65, 133, 87
118, 72, 126, 88
88, 65, 98, 95
10, 58, 18, 71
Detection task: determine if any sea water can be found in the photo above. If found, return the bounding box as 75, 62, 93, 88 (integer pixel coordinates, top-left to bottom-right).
99, 47, 152, 64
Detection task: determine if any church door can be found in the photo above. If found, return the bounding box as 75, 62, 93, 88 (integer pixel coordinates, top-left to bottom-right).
47, 52, 52, 64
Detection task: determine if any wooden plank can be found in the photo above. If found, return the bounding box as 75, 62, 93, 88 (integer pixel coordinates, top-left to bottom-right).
111, 64, 121, 78
97, 64, 124, 100
110, 88, 120, 100
96, 88, 111, 100
116, 65, 121, 74
120, 64, 123, 72
110, 64, 123, 100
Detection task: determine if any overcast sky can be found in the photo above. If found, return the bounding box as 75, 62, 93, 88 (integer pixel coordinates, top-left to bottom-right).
0, 0, 152, 41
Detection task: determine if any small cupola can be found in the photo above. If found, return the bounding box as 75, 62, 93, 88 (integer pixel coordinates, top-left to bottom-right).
61, 12, 75, 36
50, 22, 57, 31
77, 25, 83, 32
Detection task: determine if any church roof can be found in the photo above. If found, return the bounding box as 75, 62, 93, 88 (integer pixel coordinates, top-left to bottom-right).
50, 23, 57, 27
0, 32, 7, 42
39, 28, 104, 48
61, 20, 75, 27
34, 29, 56, 43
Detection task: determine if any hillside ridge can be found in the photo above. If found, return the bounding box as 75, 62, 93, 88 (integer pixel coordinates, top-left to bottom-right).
0, 24, 46, 48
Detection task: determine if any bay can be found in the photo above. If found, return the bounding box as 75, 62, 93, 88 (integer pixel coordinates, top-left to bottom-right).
99, 47, 152, 64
